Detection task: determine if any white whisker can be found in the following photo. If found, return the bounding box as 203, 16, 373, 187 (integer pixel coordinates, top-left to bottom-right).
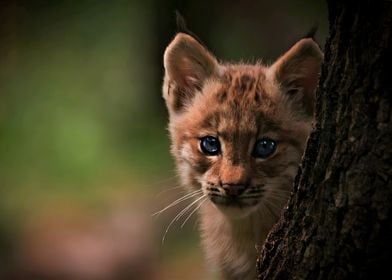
267, 188, 292, 194
152, 189, 203, 217
154, 185, 185, 199
262, 198, 284, 214
181, 197, 208, 228
262, 200, 281, 219
161, 194, 206, 244
267, 192, 291, 201
266, 188, 292, 197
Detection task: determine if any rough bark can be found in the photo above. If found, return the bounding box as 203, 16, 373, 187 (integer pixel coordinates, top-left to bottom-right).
257, 1, 392, 279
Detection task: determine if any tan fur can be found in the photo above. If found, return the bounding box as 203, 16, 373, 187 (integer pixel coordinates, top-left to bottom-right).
162, 32, 322, 279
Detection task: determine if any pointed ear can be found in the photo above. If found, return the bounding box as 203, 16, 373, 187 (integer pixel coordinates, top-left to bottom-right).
163, 33, 219, 114
269, 38, 323, 117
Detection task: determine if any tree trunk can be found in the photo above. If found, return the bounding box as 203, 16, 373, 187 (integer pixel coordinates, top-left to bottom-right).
257, 1, 392, 279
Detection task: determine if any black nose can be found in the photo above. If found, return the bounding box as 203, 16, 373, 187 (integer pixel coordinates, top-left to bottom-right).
222, 184, 246, 197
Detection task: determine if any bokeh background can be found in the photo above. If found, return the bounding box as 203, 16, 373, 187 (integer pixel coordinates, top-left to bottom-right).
0, 1, 327, 279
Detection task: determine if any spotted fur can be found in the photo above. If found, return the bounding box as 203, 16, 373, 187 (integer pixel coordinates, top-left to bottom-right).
162, 32, 322, 279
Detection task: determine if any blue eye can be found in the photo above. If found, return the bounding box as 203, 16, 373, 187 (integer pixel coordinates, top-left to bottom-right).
252, 138, 277, 158
200, 136, 220, 156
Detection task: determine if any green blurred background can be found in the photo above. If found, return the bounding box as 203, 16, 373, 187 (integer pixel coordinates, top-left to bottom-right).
0, 0, 327, 279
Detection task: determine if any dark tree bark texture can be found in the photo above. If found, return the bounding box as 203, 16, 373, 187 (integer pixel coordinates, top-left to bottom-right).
257, 1, 392, 279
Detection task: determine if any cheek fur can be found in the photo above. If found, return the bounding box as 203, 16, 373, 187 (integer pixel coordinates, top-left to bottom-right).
252, 144, 302, 178
178, 141, 214, 183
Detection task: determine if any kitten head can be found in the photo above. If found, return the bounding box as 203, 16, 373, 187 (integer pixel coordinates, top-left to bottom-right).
163, 32, 322, 217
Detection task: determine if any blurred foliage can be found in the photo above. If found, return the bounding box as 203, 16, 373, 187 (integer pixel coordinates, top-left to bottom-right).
0, 0, 327, 279
0, 0, 170, 206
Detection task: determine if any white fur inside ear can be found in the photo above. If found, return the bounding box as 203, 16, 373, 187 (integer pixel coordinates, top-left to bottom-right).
163, 33, 220, 114
268, 38, 323, 116
164, 33, 219, 89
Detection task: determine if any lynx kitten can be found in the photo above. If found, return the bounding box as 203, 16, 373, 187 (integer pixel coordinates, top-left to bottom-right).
162, 25, 322, 279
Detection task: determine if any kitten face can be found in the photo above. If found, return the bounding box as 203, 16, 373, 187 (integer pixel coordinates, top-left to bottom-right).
163, 33, 322, 218
169, 66, 311, 217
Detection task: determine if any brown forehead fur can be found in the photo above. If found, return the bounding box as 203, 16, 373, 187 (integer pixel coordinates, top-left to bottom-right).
169, 63, 311, 158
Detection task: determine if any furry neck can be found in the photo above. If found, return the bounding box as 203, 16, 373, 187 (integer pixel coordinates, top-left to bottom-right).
199, 202, 280, 280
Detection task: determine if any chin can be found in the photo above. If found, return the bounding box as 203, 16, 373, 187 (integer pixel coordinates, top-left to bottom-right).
210, 197, 260, 219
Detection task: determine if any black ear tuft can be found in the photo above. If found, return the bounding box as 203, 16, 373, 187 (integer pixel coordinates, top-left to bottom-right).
174, 10, 206, 49
175, 10, 188, 33
303, 22, 319, 40
303, 24, 319, 40
302, 24, 322, 51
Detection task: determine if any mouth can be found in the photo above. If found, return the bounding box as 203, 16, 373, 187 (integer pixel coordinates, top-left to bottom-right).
209, 195, 259, 209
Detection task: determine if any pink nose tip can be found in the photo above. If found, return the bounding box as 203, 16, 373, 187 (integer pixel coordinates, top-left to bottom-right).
222, 184, 246, 197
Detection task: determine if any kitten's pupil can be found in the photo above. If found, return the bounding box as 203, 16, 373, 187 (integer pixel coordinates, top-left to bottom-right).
252, 138, 277, 158
200, 136, 220, 155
